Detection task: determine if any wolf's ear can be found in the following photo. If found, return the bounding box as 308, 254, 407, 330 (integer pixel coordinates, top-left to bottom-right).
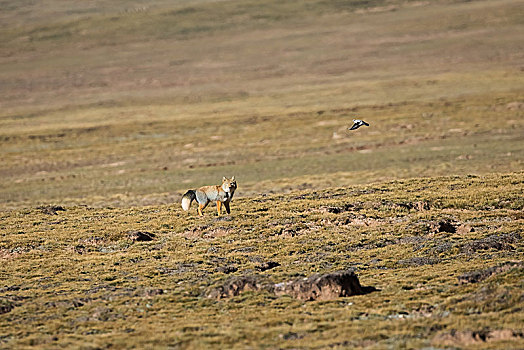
231, 176, 235, 181
222, 176, 227, 182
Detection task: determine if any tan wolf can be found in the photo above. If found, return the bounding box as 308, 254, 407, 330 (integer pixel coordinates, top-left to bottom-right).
181, 176, 237, 216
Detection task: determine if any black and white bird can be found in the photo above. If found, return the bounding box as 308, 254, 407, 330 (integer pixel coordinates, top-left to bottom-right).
348, 119, 369, 130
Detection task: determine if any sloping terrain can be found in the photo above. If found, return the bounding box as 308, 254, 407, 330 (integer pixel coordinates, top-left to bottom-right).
1, 0, 523, 209
0, 0, 523, 348
1, 173, 523, 348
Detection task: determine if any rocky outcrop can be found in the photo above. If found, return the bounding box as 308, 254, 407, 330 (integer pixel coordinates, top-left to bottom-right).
458, 262, 523, 284
461, 232, 520, 254
207, 270, 375, 301
433, 329, 524, 346
272, 270, 369, 301
207, 275, 262, 299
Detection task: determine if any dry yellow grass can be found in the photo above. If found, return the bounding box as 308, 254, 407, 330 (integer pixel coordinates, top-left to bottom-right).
1, 173, 523, 348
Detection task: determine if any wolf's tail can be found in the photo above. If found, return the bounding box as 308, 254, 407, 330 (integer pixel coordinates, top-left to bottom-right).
181, 190, 196, 211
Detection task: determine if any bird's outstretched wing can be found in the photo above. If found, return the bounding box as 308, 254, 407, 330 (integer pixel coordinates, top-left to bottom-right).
348, 119, 369, 131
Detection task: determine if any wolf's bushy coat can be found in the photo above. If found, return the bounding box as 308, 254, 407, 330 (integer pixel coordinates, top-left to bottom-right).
181, 177, 237, 216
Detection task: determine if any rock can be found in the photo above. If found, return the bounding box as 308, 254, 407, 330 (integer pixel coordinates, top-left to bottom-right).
207, 270, 376, 301
372, 201, 430, 211
207, 275, 262, 299
412, 201, 430, 211
127, 231, 155, 242
433, 241, 453, 254
433, 328, 524, 346
458, 262, 522, 284
216, 265, 238, 274
279, 332, 303, 340
437, 221, 456, 233
272, 270, 370, 301
0, 302, 14, 314
203, 227, 232, 238
37, 205, 65, 215
398, 257, 439, 267
489, 329, 524, 341
433, 330, 490, 346
462, 233, 520, 254
0, 286, 20, 292
144, 288, 164, 297
255, 261, 280, 272
506, 102, 524, 110
395, 201, 430, 211
456, 224, 474, 234
73, 244, 91, 254
90, 306, 115, 322
320, 203, 355, 214
44, 299, 86, 308
427, 220, 457, 234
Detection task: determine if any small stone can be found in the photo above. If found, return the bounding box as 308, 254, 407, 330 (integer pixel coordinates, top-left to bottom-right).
255, 261, 280, 272
144, 288, 164, 296
398, 257, 439, 267
456, 224, 474, 235
127, 231, 155, 241
37, 205, 66, 215
216, 265, 238, 274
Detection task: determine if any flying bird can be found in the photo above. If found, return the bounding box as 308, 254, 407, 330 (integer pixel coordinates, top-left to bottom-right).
349, 119, 370, 130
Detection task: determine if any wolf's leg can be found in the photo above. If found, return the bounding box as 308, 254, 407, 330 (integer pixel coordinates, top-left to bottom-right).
198, 203, 206, 216
216, 201, 222, 216
224, 202, 231, 214
198, 200, 210, 216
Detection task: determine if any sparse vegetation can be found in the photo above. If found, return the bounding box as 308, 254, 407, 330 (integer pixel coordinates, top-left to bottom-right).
0, 0, 523, 348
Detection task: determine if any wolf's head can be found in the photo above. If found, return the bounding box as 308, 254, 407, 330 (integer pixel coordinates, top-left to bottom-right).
222, 176, 237, 193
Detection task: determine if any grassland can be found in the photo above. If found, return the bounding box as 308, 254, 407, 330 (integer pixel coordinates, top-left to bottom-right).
1, 0, 523, 208
1, 173, 523, 348
0, 0, 523, 348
